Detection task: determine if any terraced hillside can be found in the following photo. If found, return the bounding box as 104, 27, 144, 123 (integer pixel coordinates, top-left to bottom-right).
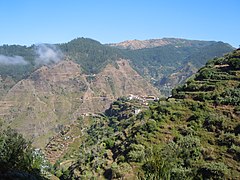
0, 38, 235, 152
0, 38, 234, 98
0, 59, 159, 147
52, 49, 240, 179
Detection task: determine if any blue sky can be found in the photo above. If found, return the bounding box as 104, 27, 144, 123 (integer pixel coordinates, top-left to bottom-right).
0, 0, 239, 47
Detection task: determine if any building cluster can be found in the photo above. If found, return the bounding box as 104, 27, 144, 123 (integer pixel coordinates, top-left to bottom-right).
127, 94, 159, 115
127, 94, 159, 102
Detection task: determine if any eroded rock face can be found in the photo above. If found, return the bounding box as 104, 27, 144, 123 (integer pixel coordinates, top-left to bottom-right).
0, 59, 159, 147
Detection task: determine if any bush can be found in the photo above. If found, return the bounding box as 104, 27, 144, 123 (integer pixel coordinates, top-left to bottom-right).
127, 144, 145, 162
229, 58, 240, 69
217, 88, 240, 106
171, 167, 194, 180
61, 169, 70, 179
198, 162, 229, 179
176, 135, 202, 166
203, 114, 225, 132
55, 169, 63, 178
117, 155, 125, 163
141, 135, 202, 179
218, 133, 239, 147
142, 119, 158, 132
228, 144, 240, 161
0, 128, 43, 178
142, 145, 173, 180
111, 162, 132, 179
104, 138, 115, 149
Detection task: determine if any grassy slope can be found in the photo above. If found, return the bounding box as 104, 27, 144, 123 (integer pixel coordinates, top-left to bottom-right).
54, 49, 240, 179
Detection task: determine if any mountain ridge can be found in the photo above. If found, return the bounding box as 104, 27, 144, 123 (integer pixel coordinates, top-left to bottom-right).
107, 37, 224, 50
0, 37, 235, 146
0, 58, 159, 147
0, 38, 239, 179
0, 37, 234, 95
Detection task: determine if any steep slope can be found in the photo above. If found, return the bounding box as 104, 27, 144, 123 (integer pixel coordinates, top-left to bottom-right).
58, 49, 240, 179
0, 59, 159, 147
59, 38, 124, 74
0, 38, 234, 98
92, 60, 157, 97
126, 41, 234, 95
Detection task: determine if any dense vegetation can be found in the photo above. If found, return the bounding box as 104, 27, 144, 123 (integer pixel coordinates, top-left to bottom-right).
127, 42, 232, 76
0, 44, 239, 179
0, 125, 49, 179
128, 42, 234, 96
0, 38, 237, 179
59, 38, 233, 93
59, 38, 124, 74
0, 45, 35, 81
53, 49, 240, 179
0, 38, 234, 96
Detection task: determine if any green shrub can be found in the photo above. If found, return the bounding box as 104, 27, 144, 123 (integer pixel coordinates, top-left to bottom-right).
127, 144, 145, 162
229, 58, 240, 69
218, 133, 239, 147
142, 119, 158, 132
217, 88, 240, 106
203, 114, 225, 132
171, 167, 194, 180
117, 155, 125, 163
141, 135, 202, 179
228, 144, 240, 161
177, 135, 202, 166
111, 162, 132, 179
197, 162, 229, 179
104, 138, 115, 149
55, 169, 63, 178
0, 128, 43, 177
142, 145, 173, 180
61, 169, 70, 179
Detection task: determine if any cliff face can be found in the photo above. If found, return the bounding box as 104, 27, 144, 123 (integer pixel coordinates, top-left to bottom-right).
0, 59, 159, 147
